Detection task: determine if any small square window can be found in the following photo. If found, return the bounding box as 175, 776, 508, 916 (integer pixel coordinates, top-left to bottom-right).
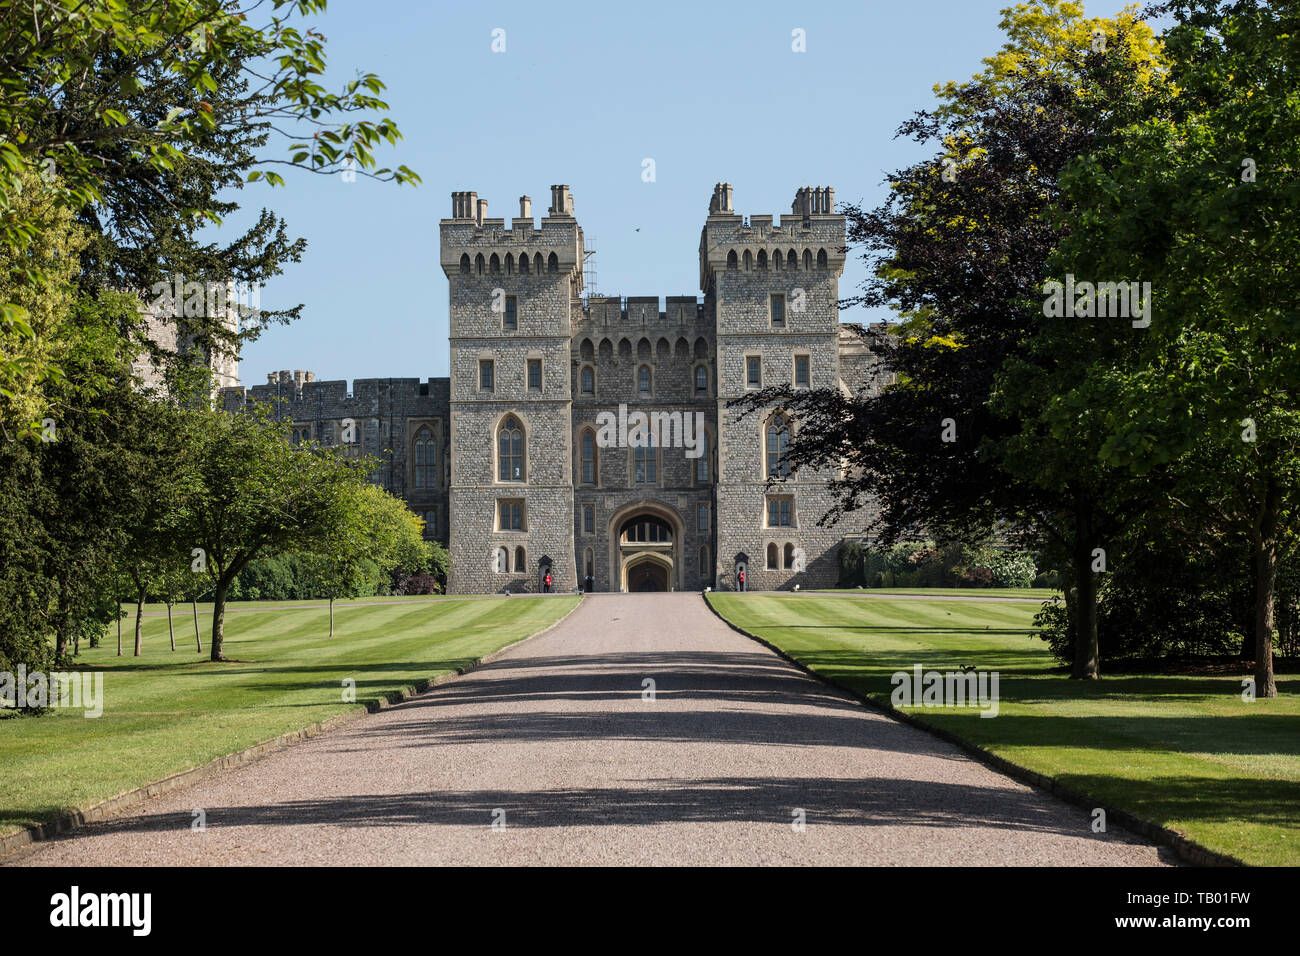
527, 358, 542, 391
746, 356, 761, 389
480, 359, 495, 391
771, 294, 785, 327
767, 496, 793, 527
499, 499, 524, 531
795, 354, 810, 388
504, 296, 517, 331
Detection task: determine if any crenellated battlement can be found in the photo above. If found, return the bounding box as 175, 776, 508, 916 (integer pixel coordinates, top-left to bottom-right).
699, 183, 845, 293
440, 185, 585, 282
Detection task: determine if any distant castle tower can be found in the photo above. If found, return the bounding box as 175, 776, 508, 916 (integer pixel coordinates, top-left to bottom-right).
440, 185, 584, 593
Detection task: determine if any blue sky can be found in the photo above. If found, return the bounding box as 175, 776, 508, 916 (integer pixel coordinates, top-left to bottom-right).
226, 0, 1098, 385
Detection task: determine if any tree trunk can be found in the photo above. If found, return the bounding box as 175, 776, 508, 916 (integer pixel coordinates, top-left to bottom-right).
1251, 484, 1281, 698
193, 599, 202, 653
116, 599, 122, 656
133, 590, 146, 656
167, 602, 175, 651
329, 596, 334, 637
210, 577, 231, 662
1070, 516, 1100, 680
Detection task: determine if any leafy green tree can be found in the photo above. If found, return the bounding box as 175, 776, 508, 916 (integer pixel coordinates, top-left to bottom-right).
304, 483, 428, 635
733, 0, 1162, 677
179, 402, 368, 660
0, 0, 418, 434
1058, 0, 1299, 695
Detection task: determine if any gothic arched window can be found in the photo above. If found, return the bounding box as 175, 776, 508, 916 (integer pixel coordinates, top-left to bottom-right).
498, 416, 525, 482
581, 365, 595, 394
766, 413, 791, 479
413, 426, 435, 489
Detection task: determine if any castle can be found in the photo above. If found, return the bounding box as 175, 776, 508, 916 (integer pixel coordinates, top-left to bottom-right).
218, 183, 889, 593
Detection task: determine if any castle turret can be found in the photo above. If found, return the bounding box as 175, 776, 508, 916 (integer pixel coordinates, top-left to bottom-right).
702, 183, 847, 591
440, 186, 583, 593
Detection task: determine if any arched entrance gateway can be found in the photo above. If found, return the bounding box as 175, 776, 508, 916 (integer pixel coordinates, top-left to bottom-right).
608, 501, 685, 592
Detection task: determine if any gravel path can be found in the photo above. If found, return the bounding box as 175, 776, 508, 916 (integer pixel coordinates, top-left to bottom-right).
13, 593, 1166, 866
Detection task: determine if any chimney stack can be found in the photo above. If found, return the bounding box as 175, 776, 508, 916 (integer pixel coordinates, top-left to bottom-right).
476, 198, 488, 225
549, 184, 573, 217
519, 195, 532, 219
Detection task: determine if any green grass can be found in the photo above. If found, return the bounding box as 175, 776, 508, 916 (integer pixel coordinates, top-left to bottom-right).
813, 587, 1059, 600
707, 591, 1300, 866
0, 594, 578, 838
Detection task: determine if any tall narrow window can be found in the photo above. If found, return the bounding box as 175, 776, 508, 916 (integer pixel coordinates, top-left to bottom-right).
498, 416, 524, 481
700, 546, 711, 583
784, 543, 796, 570
504, 296, 517, 331
413, 426, 435, 489
767, 543, 779, 569
635, 434, 657, 484
581, 430, 597, 485
527, 358, 542, 391
516, 545, 526, 569
695, 366, 708, 393
480, 359, 494, 391
638, 365, 652, 396
581, 366, 595, 394
698, 504, 709, 532
770, 294, 785, 327
583, 504, 595, 534
747, 356, 762, 389
766, 414, 791, 479
794, 354, 810, 388
695, 434, 710, 484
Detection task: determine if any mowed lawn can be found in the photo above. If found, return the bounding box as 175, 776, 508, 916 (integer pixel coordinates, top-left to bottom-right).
0, 594, 578, 838
708, 591, 1300, 866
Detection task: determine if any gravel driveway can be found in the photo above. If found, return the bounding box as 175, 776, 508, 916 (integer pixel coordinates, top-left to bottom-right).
12, 593, 1167, 866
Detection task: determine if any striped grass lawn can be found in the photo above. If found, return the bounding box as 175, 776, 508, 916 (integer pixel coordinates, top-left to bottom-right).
0, 594, 578, 838
707, 591, 1300, 866
813, 587, 1059, 600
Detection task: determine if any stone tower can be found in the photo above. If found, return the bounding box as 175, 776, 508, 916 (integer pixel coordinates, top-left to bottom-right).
440, 186, 583, 593
703, 183, 847, 589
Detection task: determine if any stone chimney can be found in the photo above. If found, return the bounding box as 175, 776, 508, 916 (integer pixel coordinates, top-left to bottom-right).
476, 198, 488, 226
451, 191, 478, 220
549, 184, 574, 217
519, 195, 532, 219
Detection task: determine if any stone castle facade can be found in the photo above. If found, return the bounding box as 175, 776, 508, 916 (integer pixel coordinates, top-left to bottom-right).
218, 183, 889, 594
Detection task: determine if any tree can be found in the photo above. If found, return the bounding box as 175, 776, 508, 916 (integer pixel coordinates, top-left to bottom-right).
0, 0, 419, 434
732, 0, 1163, 677
304, 483, 428, 635
1057, 0, 1300, 696
179, 402, 368, 660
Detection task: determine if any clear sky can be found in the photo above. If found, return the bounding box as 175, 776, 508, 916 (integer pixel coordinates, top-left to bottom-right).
224, 0, 1107, 387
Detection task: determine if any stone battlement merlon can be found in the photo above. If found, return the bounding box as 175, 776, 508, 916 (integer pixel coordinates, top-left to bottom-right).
439, 185, 584, 279
575, 295, 709, 328
219, 376, 448, 411
697, 183, 845, 292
